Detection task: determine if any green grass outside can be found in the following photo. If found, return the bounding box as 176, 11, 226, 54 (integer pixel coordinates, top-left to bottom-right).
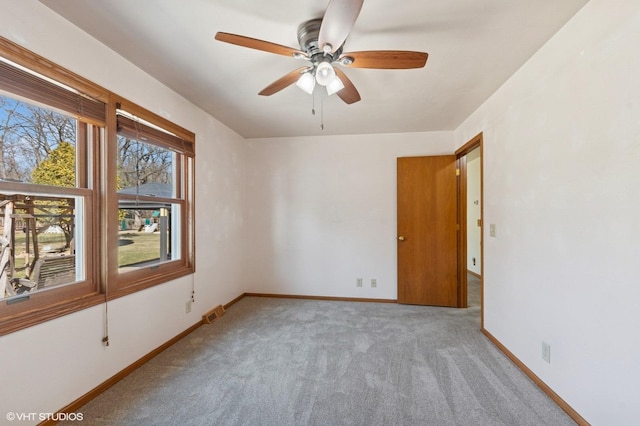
118, 231, 161, 267
2, 228, 161, 274
11, 232, 67, 251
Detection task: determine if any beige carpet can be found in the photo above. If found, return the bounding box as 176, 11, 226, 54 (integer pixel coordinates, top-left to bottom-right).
61, 292, 574, 426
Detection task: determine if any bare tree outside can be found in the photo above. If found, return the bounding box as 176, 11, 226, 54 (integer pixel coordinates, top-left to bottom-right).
117, 135, 172, 189
0, 96, 76, 182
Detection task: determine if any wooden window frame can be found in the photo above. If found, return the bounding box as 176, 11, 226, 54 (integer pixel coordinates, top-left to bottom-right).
107, 96, 195, 298
0, 37, 196, 336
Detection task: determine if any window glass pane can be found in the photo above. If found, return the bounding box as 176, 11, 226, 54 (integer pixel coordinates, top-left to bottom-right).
0, 95, 77, 186
1, 193, 83, 300
117, 202, 180, 270
117, 135, 174, 197
116, 128, 183, 273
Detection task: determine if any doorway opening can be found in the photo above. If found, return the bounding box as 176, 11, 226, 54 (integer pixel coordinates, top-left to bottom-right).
456, 133, 483, 325
396, 133, 483, 318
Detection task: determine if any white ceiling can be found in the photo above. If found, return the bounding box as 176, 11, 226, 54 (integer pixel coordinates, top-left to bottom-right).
40, 0, 588, 139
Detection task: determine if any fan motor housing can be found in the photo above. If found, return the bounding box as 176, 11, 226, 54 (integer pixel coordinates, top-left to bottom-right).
297, 18, 342, 62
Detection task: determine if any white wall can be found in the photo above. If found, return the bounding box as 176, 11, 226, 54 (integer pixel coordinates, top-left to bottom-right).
455, 0, 640, 424
0, 1, 247, 422
245, 132, 454, 300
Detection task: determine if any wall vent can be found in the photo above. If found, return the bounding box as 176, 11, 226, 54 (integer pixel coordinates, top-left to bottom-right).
202, 305, 225, 324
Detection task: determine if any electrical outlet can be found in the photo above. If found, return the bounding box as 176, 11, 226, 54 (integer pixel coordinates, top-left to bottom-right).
356, 278, 363, 287
185, 300, 192, 314
490, 224, 496, 237
541, 341, 551, 363
371, 279, 377, 288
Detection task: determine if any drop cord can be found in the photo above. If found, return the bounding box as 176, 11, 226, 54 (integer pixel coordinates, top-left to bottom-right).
102, 294, 110, 346
312, 89, 316, 116
103, 239, 109, 346
320, 94, 324, 130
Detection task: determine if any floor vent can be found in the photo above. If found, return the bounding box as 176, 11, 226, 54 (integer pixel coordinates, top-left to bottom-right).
202, 305, 225, 324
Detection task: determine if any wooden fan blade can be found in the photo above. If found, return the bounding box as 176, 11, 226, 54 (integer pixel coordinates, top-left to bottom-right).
215, 32, 307, 58
259, 67, 310, 96
334, 68, 361, 104
318, 0, 364, 54
339, 50, 428, 69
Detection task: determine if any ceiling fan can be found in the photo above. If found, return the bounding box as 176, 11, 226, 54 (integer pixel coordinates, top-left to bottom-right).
215, 0, 428, 105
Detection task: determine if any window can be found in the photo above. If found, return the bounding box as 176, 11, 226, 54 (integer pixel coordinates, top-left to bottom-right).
0, 55, 102, 333
109, 100, 195, 295
0, 37, 195, 335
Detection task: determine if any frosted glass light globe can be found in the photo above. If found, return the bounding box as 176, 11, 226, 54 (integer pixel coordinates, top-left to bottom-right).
296, 72, 316, 94
326, 76, 344, 96
315, 61, 336, 86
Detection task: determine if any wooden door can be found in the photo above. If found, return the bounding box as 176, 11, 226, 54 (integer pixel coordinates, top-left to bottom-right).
397, 155, 458, 306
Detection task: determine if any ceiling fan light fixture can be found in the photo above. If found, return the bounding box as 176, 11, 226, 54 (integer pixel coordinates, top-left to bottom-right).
325, 75, 344, 96
215, 1, 428, 106
296, 71, 316, 94
315, 61, 336, 86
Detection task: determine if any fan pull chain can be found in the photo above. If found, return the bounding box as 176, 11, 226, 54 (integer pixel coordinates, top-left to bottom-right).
310, 89, 324, 130
320, 95, 324, 130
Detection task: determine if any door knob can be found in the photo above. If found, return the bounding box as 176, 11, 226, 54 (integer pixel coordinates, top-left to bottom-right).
398, 236, 405, 241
